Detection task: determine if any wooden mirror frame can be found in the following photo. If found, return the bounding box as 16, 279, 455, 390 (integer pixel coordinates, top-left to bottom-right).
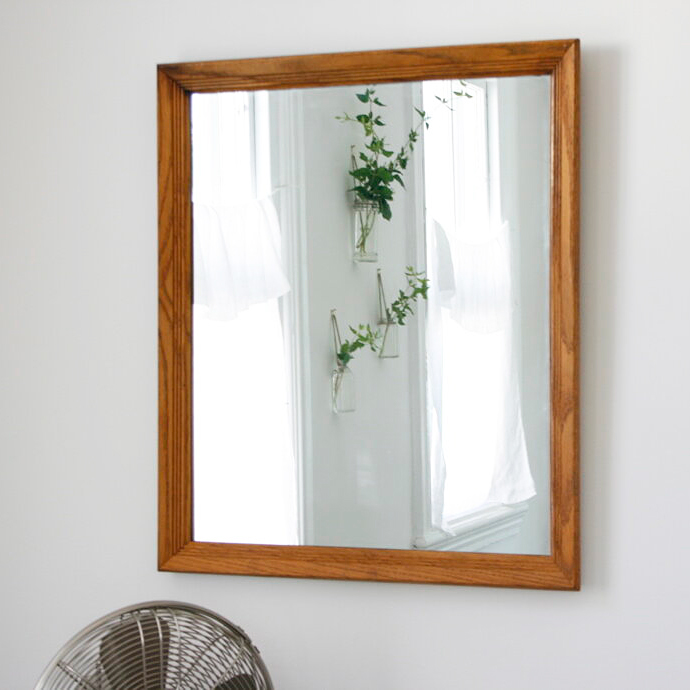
158, 39, 579, 589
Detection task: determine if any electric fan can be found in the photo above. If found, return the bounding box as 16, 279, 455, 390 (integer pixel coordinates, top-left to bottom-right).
34, 601, 274, 689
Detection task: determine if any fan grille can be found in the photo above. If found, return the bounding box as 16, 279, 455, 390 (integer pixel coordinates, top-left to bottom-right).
35, 602, 273, 690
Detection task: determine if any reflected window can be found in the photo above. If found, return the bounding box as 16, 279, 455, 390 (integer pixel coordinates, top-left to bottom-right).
191, 91, 300, 545
423, 80, 536, 533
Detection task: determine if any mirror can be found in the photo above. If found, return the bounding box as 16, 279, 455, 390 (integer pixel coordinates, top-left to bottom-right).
159, 40, 580, 588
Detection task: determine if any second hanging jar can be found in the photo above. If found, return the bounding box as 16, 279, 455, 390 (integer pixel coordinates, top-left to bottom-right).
377, 269, 399, 358
378, 320, 399, 358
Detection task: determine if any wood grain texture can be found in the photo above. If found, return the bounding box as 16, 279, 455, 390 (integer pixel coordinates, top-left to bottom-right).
160, 542, 574, 589
158, 68, 193, 567
158, 39, 580, 589
159, 40, 573, 92
549, 40, 580, 589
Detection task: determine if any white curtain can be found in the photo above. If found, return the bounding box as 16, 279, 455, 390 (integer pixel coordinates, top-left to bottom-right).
191, 91, 290, 318
423, 80, 535, 530
193, 199, 289, 320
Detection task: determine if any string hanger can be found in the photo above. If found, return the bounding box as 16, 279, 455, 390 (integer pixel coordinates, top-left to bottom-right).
377, 269, 390, 324
330, 309, 343, 365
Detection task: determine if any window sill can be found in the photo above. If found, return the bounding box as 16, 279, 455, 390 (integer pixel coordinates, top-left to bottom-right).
413, 501, 531, 552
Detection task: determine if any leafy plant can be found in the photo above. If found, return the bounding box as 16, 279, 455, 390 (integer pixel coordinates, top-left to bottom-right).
337, 87, 429, 222
337, 85, 472, 223
336, 323, 380, 367
384, 267, 429, 326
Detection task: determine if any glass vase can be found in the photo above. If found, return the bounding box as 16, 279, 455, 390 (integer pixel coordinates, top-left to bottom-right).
352, 200, 379, 262
378, 321, 399, 358
331, 364, 355, 413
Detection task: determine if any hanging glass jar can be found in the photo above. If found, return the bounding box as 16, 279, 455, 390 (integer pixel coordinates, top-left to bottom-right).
330, 310, 355, 413
378, 320, 399, 358
377, 269, 399, 358
352, 200, 379, 263
331, 363, 355, 413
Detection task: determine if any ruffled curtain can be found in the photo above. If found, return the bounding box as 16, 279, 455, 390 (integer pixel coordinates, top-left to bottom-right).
191, 91, 290, 320
193, 199, 290, 320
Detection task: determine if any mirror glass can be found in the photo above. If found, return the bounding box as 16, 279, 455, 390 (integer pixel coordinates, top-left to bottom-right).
190, 75, 551, 555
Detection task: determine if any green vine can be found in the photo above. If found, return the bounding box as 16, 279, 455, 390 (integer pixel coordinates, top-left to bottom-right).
336, 323, 380, 367
385, 267, 429, 326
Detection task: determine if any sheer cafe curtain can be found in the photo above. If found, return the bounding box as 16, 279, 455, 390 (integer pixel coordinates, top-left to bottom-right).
191, 91, 299, 545
423, 80, 535, 533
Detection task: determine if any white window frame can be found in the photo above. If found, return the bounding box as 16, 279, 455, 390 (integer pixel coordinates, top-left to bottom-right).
268, 90, 312, 546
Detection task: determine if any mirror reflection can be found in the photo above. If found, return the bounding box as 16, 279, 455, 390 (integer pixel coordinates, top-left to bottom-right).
190, 76, 551, 555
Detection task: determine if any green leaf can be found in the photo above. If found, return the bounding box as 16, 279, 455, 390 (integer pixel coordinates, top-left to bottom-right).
356, 92, 370, 103
380, 199, 392, 220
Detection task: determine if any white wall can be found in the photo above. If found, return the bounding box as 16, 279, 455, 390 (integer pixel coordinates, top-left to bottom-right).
1, 1, 689, 688
301, 83, 417, 549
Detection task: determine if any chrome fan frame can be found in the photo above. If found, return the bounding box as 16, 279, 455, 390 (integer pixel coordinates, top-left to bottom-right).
34, 601, 274, 690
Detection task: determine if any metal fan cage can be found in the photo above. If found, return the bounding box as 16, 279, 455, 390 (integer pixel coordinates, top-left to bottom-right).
35, 601, 274, 690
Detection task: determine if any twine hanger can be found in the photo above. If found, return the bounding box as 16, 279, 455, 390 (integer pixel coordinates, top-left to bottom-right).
377, 269, 390, 324
330, 309, 343, 364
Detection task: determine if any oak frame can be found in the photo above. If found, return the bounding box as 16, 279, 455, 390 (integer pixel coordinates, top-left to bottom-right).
158, 39, 580, 589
